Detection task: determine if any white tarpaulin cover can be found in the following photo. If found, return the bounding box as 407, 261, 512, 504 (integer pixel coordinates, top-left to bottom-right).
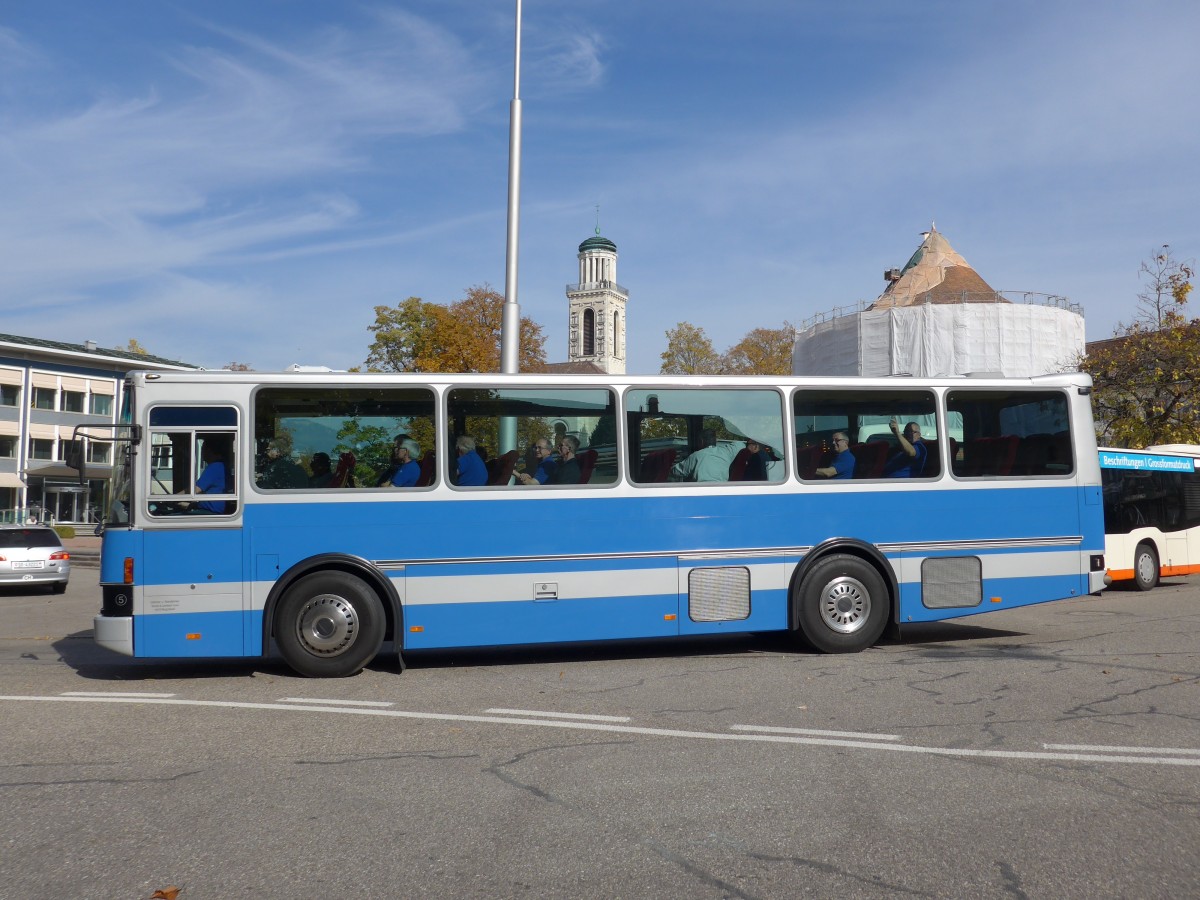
792, 303, 1085, 377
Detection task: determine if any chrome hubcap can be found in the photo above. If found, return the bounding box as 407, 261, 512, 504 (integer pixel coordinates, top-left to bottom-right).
296, 593, 358, 657
819, 576, 872, 634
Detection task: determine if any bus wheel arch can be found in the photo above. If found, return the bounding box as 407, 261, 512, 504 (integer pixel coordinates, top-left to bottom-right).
1133, 541, 1159, 592
789, 541, 895, 653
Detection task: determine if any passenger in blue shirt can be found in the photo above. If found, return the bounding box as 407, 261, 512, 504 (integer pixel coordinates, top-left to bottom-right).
883, 419, 927, 477
389, 438, 422, 487
816, 433, 855, 479
517, 439, 557, 485
455, 435, 488, 486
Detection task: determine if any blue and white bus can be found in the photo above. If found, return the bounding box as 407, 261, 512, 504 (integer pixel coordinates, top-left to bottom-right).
85, 371, 1106, 677
1099, 444, 1200, 591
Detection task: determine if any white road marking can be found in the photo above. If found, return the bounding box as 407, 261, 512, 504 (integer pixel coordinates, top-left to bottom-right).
3, 694, 1197, 768
60, 691, 176, 698
278, 697, 394, 707
1044, 743, 1200, 756
733, 724, 900, 741
485, 707, 631, 723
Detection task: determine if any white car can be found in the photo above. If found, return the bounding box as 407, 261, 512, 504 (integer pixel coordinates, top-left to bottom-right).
0, 526, 70, 593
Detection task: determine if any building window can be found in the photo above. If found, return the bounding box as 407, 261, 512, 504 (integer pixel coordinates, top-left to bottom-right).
90, 394, 113, 417
0, 436, 14, 458
30, 438, 54, 460
87, 442, 111, 465
32, 387, 56, 410
583, 308, 595, 356
63, 391, 85, 413
0, 385, 17, 407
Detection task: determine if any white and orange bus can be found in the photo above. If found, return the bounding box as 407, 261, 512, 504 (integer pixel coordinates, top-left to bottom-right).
1100, 445, 1200, 590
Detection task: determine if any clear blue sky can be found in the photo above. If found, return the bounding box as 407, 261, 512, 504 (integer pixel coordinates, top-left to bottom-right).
2, 1, 1197, 372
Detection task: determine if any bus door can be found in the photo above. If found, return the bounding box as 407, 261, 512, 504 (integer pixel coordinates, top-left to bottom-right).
139, 405, 245, 657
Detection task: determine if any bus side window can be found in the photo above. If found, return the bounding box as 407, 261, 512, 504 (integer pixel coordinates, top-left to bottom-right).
445, 386, 618, 487
626, 388, 785, 485
253, 386, 436, 491
792, 388, 938, 481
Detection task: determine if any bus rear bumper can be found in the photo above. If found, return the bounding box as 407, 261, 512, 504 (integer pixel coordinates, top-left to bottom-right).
94, 615, 134, 656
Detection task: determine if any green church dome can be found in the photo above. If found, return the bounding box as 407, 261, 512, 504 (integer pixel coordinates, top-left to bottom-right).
579, 234, 617, 254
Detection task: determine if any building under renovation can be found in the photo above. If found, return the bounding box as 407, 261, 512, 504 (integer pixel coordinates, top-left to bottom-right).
792, 226, 1085, 377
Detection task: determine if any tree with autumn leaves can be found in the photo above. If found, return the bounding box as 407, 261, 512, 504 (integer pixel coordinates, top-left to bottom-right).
1081, 246, 1197, 447
366, 285, 546, 374
659, 321, 795, 375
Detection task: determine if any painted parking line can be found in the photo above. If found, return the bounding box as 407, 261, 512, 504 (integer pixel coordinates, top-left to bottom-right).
486, 707, 631, 723
1044, 743, 1200, 756
278, 697, 394, 707
3, 694, 1198, 768
733, 724, 900, 741
61, 691, 177, 698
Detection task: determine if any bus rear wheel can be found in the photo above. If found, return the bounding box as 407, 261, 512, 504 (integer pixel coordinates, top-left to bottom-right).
276, 572, 385, 677
1133, 543, 1159, 592
795, 554, 890, 653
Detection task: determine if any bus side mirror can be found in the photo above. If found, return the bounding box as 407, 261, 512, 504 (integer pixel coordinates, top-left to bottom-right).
66, 438, 87, 485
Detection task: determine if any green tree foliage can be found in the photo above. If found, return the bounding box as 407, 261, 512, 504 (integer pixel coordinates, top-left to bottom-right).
366, 285, 547, 374
1082, 246, 1198, 447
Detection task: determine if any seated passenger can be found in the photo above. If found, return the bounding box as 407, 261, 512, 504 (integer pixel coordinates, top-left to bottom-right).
742, 439, 774, 481
517, 439, 558, 485
258, 440, 308, 489
308, 452, 334, 488
454, 435, 488, 486
816, 432, 855, 479
376, 433, 411, 486
545, 435, 581, 485
671, 429, 737, 482
389, 438, 422, 488
883, 418, 927, 478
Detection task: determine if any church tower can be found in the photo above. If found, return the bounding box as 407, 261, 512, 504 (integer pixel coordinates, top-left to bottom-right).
566, 231, 627, 374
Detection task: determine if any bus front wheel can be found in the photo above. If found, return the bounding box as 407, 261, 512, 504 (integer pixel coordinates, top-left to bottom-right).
1133, 543, 1159, 592
275, 572, 385, 677
795, 554, 890, 653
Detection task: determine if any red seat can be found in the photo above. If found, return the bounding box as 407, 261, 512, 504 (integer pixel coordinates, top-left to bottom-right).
728, 448, 752, 481
795, 444, 828, 480
486, 450, 519, 485
920, 439, 941, 477
330, 452, 356, 488
639, 448, 676, 483
576, 449, 598, 484
415, 451, 436, 487
849, 441, 889, 478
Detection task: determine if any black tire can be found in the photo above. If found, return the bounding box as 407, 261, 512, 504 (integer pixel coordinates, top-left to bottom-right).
275, 572, 385, 677
1132, 543, 1159, 592
794, 553, 890, 653
51, 582, 67, 594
